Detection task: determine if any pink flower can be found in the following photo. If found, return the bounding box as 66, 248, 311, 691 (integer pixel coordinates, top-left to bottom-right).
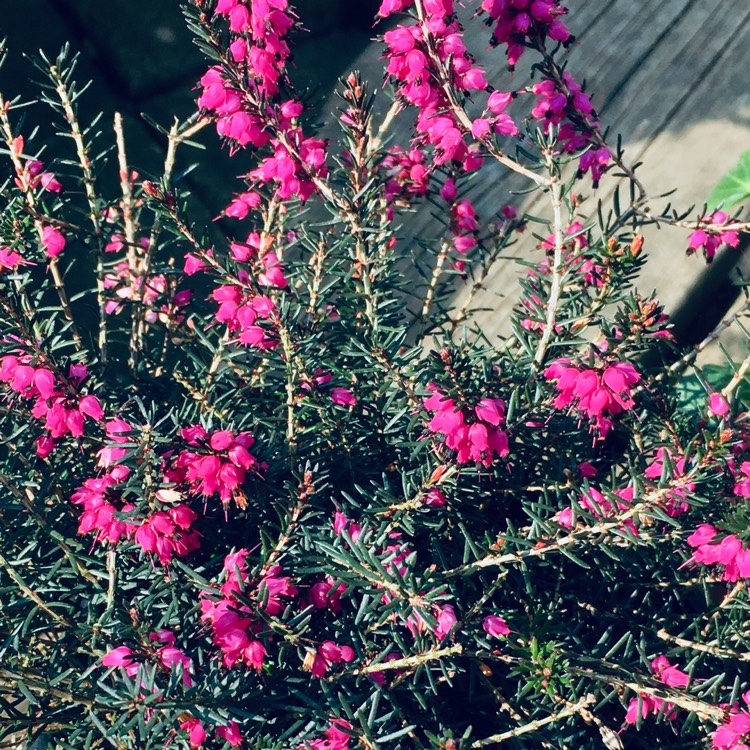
688, 211, 740, 263
332, 512, 362, 543
41, 226, 65, 258
0, 246, 25, 270
687, 526, 750, 582
308, 576, 346, 613
216, 721, 243, 747
184, 253, 208, 275
709, 392, 730, 417
304, 641, 355, 678
650, 655, 689, 688
304, 720, 354, 750
714, 694, 750, 749
180, 718, 207, 748
734, 462, 750, 497
434, 604, 457, 641
102, 645, 135, 668
331, 387, 356, 406
423, 487, 447, 507
483, 615, 510, 638
624, 694, 674, 725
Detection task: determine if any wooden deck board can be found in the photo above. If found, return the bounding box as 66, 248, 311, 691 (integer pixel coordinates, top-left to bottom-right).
439, 0, 750, 349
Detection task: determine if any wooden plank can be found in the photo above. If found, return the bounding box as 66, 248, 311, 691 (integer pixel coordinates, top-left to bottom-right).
469, 0, 750, 341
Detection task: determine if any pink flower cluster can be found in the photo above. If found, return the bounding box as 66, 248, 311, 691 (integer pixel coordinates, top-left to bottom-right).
304, 720, 354, 750
197, 1, 328, 202
72, 466, 134, 545
644, 448, 693, 518
423, 386, 509, 466
20, 157, 63, 194
102, 629, 193, 686
6, 137, 66, 258
538, 221, 603, 287
480, 0, 571, 69
198, 67, 270, 151
72, 461, 201, 564
382, 2, 491, 171
198, 76, 328, 203
531, 72, 610, 185
544, 358, 640, 438
133, 505, 201, 564
440, 178, 479, 264
0, 355, 103, 456
213, 282, 278, 349
303, 641, 356, 678
556, 485, 637, 536
624, 655, 688, 725
224, 190, 262, 220
470, 90, 520, 142
200, 549, 297, 671
213, 0, 294, 97
245, 124, 328, 202
229, 231, 288, 288
170, 425, 262, 509
688, 211, 740, 263
11, 136, 63, 194
382, 146, 430, 217
686, 525, 750, 582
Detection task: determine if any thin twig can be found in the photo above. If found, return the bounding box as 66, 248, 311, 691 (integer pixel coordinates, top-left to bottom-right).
722, 352, 750, 399
348, 644, 463, 676
129, 116, 209, 375
420, 236, 452, 323
444, 485, 684, 578
534, 172, 564, 365
49, 64, 107, 364
472, 695, 594, 747
657, 628, 750, 662
0, 92, 83, 349
656, 301, 749, 383
0, 550, 73, 628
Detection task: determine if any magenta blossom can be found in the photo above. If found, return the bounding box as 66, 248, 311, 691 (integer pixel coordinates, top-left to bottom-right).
544, 358, 640, 438
304, 719, 354, 750
424, 386, 509, 466
688, 211, 740, 263
483, 615, 510, 638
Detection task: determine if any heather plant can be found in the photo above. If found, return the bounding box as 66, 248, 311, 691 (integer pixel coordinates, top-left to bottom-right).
3, 1, 750, 749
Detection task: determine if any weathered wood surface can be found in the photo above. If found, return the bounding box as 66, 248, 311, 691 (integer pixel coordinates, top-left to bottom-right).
320, 0, 750, 363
